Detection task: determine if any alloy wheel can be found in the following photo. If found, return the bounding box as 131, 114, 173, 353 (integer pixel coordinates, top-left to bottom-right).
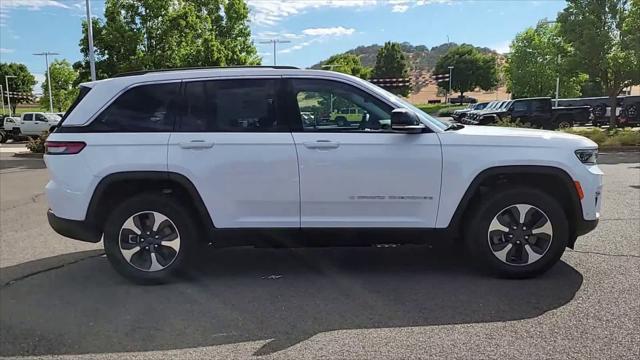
487, 204, 553, 266
118, 211, 181, 272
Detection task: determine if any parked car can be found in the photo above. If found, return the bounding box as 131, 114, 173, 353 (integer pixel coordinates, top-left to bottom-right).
449, 95, 477, 104
451, 102, 490, 122
557, 95, 639, 127
466, 97, 590, 129
463, 100, 512, 125
330, 107, 365, 126
5, 112, 61, 139
45, 66, 602, 283
0, 115, 22, 143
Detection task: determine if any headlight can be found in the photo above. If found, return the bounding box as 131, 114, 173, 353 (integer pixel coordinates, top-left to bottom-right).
575, 149, 598, 164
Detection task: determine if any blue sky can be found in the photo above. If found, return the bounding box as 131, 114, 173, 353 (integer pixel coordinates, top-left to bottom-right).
0, 0, 566, 92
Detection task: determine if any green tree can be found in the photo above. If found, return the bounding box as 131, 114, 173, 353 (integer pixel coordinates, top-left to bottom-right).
322, 53, 371, 79
39, 60, 78, 112
75, 0, 259, 82
505, 22, 586, 99
0, 63, 36, 115
372, 42, 410, 96
558, 0, 640, 126
434, 44, 498, 99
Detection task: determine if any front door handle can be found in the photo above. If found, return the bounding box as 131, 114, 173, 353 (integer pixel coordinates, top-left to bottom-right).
303, 140, 340, 149
179, 140, 214, 149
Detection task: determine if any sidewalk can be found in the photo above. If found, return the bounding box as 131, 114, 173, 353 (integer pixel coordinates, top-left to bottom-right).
0, 144, 28, 153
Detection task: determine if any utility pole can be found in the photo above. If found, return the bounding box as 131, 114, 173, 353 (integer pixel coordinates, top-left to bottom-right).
4, 75, 16, 117
85, 0, 97, 81
259, 39, 291, 66
0, 85, 4, 115
34, 52, 59, 113
555, 54, 561, 107
447, 66, 454, 104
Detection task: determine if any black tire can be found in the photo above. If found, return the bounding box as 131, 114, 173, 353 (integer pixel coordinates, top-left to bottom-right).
103, 193, 199, 284
465, 186, 569, 278
335, 116, 349, 127
0, 131, 7, 143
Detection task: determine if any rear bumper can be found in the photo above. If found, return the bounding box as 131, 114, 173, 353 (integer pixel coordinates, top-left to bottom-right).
47, 209, 102, 243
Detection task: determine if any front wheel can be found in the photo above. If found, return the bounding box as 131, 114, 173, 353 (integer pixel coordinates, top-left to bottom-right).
103, 194, 199, 284
465, 187, 569, 278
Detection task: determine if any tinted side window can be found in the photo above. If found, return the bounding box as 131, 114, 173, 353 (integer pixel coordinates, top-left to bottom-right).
35, 113, 47, 121
513, 101, 528, 112
23, 114, 33, 121
90, 83, 179, 132
179, 79, 281, 132
531, 100, 550, 112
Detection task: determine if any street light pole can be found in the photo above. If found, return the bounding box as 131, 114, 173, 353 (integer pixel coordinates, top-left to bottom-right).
85, 0, 97, 81
5, 75, 16, 117
259, 39, 291, 66
555, 54, 561, 107
34, 52, 60, 113
447, 66, 454, 104
0, 85, 5, 115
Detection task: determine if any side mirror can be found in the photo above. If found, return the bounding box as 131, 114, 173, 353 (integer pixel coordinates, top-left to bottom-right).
391, 108, 425, 134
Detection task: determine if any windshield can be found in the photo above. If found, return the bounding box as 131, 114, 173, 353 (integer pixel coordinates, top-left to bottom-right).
44, 113, 62, 121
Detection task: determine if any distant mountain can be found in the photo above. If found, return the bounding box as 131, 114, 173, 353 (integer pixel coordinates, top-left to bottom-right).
310, 42, 500, 72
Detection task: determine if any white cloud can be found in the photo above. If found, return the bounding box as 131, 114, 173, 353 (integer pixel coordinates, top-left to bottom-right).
492, 41, 511, 54
0, 48, 15, 54
0, 0, 69, 10
280, 39, 322, 54
33, 73, 45, 93
392, 5, 409, 12
302, 26, 355, 37
256, 31, 304, 40
0, 0, 71, 26
248, 0, 376, 26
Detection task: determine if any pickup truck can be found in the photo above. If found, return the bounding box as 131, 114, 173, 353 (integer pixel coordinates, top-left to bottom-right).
464, 97, 590, 129
451, 102, 490, 122
6, 112, 61, 138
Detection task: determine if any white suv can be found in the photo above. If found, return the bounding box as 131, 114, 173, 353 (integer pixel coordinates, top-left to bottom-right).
45, 67, 603, 283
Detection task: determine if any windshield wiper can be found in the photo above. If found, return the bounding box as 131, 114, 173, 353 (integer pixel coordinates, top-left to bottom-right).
444, 123, 465, 131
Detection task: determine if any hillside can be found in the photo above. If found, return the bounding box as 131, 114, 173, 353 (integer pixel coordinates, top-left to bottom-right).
310, 42, 500, 72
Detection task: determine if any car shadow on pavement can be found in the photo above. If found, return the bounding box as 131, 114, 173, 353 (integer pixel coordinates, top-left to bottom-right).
0, 245, 583, 357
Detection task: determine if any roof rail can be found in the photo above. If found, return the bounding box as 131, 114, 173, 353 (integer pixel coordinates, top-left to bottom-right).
113, 65, 299, 78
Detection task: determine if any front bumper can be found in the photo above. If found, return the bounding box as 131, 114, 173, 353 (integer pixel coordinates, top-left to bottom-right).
47, 209, 102, 243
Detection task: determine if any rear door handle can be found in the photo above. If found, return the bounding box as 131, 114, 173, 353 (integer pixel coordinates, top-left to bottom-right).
303, 140, 340, 149
179, 140, 214, 149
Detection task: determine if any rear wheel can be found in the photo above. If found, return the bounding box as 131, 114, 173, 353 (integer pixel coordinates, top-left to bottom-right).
0, 131, 7, 143
465, 187, 569, 278
103, 194, 198, 284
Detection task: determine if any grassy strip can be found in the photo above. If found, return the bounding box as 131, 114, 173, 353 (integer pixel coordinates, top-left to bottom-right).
415, 103, 467, 116
562, 128, 639, 147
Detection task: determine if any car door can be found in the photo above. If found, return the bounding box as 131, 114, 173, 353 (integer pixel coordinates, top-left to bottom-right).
34, 113, 50, 134
20, 113, 36, 134
167, 78, 300, 228
285, 78, 442, 228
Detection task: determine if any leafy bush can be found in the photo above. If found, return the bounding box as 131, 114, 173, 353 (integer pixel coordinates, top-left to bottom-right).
26, 132, 49, 153
493, 116, 537, 128
416, 103, 466, 115
563, 128, 639, 147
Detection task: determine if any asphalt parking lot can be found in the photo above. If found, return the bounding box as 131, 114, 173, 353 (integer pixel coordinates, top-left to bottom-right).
0, 149, 638, 359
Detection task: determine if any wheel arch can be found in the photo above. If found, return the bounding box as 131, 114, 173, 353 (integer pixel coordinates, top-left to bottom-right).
448, 165, 583, 248
86, 171, 216, 240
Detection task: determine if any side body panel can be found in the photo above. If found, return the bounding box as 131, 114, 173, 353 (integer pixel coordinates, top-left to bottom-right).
44, 132, 170, 220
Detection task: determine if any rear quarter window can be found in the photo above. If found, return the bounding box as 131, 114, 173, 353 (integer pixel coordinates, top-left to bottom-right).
89, 82, 180, 132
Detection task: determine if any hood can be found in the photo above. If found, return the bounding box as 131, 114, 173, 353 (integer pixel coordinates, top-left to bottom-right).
441, 125, 598, 149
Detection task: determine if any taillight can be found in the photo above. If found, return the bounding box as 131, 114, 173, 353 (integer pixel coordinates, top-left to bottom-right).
45, 141, 86, 155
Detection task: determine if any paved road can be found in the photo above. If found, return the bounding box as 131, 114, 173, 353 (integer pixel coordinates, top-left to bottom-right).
0, 151, 638, 359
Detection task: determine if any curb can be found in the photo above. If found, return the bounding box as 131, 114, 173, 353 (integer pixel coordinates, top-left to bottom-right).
12, 152, 43, 159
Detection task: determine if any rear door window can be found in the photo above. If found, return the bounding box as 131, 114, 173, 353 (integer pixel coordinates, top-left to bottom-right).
178, 79, 283, 132
22, 114, 33, 121
90, 82, 179, 132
